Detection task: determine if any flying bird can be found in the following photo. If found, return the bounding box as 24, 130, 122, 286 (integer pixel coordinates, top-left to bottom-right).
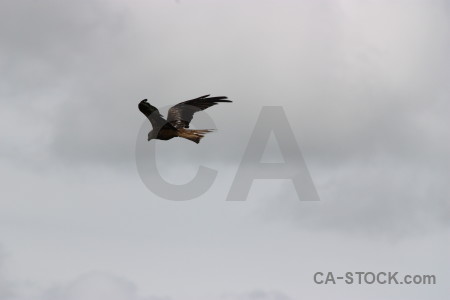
138, 94, 232, 144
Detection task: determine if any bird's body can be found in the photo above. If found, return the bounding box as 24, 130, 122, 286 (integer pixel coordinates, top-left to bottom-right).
138, 94, 231, 143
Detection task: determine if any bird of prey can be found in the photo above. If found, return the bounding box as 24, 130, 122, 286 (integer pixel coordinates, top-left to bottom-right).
138, 94, 232, 143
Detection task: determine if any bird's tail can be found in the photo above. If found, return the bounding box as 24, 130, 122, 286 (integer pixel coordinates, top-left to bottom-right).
178, 128, 214, 144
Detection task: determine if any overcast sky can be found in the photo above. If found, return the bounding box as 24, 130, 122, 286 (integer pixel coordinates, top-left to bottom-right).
1, 0, 449, 299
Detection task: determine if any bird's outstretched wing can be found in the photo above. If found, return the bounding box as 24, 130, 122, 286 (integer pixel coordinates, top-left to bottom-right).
167, 95, 232, 128
138, 99, 167, 129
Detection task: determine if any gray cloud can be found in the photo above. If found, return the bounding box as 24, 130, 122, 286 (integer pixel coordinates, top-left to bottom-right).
0, 259, 169, 300
40, 272, 169, 300
1, 1, 450, 299
2, 0, 449, 169
2, 0, 449, 238
0, 250, 13, 300
254, 161, 450, 238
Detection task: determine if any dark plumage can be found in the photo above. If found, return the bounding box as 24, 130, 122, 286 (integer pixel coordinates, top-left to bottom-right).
138, 94, 232, 143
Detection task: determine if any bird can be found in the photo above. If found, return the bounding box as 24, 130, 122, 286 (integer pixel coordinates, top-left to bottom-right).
138, 94, 232, 144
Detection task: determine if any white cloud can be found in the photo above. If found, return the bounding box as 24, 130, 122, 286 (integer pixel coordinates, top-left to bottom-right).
0, 260, 169, 300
